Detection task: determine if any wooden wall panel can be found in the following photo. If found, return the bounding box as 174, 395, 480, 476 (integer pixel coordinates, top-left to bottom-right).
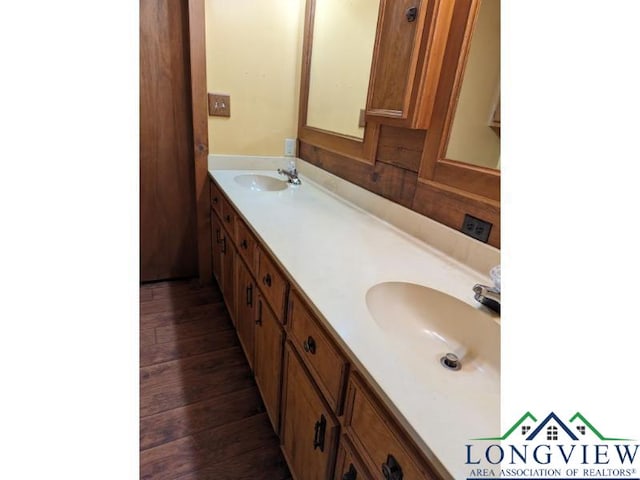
300, 142, 417, 208
412, 179, 500, 248
435, 161, 500, 201
376, 126, 425, 172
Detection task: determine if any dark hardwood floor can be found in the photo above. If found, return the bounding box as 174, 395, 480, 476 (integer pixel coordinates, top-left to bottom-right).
140, 279, 291, 480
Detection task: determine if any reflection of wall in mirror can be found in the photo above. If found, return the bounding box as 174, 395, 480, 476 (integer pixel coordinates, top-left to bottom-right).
205, 0, 305, 155
446, 0, 500, 170
306, 0, 379, 139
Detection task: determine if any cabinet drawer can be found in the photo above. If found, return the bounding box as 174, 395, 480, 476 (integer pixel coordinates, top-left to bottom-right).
236, 216, 258, 275
210, 179, 223, 218
344, 373, 438, 479
220, 195, 237, 242
288, 290, 348, 413
257, 247, 288, 320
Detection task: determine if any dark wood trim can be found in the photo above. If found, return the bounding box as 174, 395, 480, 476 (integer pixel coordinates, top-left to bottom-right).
297, 0, 379, 165
187, 0, 212, 284
436, 159, 500, 201
296, 0, 314, 137
413, 0, 456, 128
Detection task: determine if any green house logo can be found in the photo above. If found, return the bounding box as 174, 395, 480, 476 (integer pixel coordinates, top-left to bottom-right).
473, 411, 634, 442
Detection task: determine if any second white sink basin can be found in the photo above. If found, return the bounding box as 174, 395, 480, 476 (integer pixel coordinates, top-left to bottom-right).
365, 282, 499, 382
234, 174, 287, 192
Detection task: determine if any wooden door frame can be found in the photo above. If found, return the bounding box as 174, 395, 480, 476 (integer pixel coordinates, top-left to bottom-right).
187, 0, 212, 284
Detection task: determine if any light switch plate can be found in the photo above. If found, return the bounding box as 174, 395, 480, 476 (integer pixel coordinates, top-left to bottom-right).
208, 93, 230, 117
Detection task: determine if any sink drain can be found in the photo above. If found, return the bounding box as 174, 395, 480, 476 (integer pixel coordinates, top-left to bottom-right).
440, 353, 461, 371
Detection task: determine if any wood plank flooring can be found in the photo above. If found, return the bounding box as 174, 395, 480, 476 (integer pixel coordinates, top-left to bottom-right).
140, 279, 291, 480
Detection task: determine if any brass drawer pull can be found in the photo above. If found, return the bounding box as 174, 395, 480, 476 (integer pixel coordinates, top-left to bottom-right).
241, 239, 248, 250
262, 273, 272, 287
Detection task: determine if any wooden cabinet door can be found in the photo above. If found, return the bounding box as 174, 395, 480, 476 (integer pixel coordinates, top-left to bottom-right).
254, 294, 284, 433
210, 211, 223, 284
235, 257, 255, 368
281, 343, 339, 480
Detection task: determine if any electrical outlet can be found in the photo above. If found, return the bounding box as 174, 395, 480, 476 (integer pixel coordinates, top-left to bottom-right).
461, 214, 492, 243
284, 138, 296, 157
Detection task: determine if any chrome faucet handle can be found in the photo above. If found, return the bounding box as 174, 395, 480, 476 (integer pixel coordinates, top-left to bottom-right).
473, 283, 500, 314
277, 165, 302, 185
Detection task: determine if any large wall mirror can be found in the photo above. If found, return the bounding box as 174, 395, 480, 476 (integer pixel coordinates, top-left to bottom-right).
298, 0, 381, 162
306, 0, 380, 140
419, 0, 500, 202
446, 0, 500, 170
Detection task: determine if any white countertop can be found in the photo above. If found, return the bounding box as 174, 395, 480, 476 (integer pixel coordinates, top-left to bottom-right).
209, 167, 500, 480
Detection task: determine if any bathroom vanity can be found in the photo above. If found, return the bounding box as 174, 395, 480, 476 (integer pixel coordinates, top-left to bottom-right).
208, 158, 500, 480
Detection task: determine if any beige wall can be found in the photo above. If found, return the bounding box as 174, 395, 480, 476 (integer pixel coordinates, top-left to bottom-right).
446, 0, 500, 169
306, 0, 379, 139
205, 0, 305, 155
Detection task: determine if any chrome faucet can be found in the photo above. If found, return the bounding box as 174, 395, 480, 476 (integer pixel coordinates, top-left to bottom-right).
277, 162, 301, 185
473, 284, 500, 314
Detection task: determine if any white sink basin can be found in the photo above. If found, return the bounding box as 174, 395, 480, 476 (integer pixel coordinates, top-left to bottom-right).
365, 282, 500, 384
234, 174, 288, 192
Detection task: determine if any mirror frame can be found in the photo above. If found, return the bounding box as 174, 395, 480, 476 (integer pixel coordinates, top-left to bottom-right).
418, 0, 500, 202
297, 0, 380, 165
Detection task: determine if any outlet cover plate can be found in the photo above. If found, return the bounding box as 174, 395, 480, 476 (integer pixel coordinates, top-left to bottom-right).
208, 93, 230, 117
461, 214, 492, 243
284, 138, 296, 157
